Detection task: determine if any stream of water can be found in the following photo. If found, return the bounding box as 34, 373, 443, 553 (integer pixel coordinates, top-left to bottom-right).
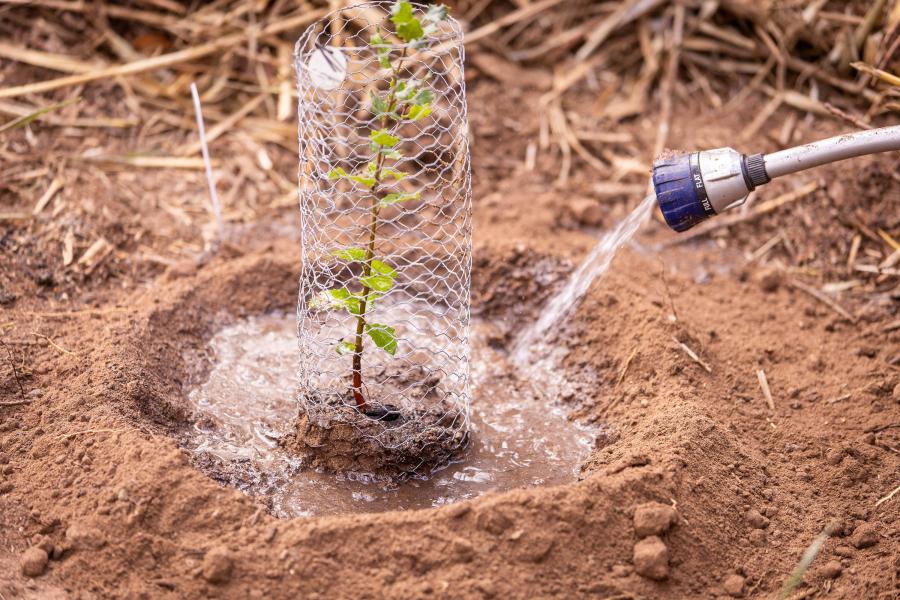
511, 193, 656, 365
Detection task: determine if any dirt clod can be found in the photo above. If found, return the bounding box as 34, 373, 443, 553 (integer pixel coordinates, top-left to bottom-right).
633, 502, 678, 537
833, 545, 854, 557
723, 573, 745, 597
632, 536, 669, 580
748, 529, 766, 546
202, 546, 234, 584
20, 547, 49, 577
569, 199, 603, 227
850, 524, 878, 549
758, 269, 782, 293
745, 509, 769, 529
65, 522, 105, 550
821, 560, 843, 579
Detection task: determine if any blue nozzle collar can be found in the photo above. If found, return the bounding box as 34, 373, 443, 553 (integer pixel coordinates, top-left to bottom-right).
652, 152, 716, 232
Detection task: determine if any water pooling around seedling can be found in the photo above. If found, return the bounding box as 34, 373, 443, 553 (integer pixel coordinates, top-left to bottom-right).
512, 193, 656, 366
182, 313, 593, 517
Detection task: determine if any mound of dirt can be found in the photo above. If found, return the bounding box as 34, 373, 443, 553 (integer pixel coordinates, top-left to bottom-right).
281, 391, 468, 476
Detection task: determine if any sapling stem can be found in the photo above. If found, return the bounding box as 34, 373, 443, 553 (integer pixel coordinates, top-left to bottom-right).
350, 50, 407, 410
317, 1, 447, 414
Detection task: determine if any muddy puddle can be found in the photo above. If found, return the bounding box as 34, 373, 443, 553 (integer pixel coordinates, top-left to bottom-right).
181, 314, 594, 517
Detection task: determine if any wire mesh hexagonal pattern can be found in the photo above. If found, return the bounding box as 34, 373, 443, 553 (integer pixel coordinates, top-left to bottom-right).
294, 2, 472, 466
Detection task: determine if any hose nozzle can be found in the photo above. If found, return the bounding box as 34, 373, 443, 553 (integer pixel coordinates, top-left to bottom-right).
654, 125, 900, 232
652, 148, 769, 232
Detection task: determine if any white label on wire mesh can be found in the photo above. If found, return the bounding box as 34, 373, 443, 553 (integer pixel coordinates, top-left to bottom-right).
307, 47, 347, 91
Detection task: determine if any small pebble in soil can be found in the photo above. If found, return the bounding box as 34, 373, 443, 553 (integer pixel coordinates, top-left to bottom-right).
633, 502, 678, 538
202, 546, 234, 584
758, 269, 782, 293
821, 560, 843, 579
570, 198, 603, 227
850, 524, 878, 549
723, 573, 745, 597
633, 536, 669, 580
20, 547, 48, 577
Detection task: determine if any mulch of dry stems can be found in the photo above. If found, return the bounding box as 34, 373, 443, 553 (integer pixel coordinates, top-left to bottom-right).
0, 0, 898, 317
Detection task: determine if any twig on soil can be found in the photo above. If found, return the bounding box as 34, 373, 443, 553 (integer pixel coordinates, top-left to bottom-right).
189, 82, 223, 242
31, 332, 76, 356
56, 428, 128, 440
658, 260, 679, 322
777, 521, 839, 600
851, 61, 900, 87
823, 102, 871, 130
672, 337, 711, 373
1, 339, 26, 402
32, 177, 64, 215
789, 280, 857, 323
875, 483, 900, 507
757, 368, 774, 411
615, 346, 639, 387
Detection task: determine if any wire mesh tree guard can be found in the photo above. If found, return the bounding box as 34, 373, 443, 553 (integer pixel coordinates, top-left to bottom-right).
291, 2, 472, 474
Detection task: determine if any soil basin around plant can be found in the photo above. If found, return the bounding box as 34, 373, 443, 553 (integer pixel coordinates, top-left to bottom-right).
180, 313, 595, 517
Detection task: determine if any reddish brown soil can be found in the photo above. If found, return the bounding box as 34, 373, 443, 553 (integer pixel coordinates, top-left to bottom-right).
2, 4, 900, 600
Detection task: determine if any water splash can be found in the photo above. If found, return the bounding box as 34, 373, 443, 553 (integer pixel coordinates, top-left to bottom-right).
512, 193, 656, 365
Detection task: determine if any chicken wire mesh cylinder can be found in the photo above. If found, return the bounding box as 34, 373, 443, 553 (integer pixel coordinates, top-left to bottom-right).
293, 2, 472, 472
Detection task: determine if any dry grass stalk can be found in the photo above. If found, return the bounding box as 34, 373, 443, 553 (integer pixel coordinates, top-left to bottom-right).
875, 482, 900, 507
673, 337, 711, 373
756, 368, 774, 410
666, 181, 821, 245
0, 8, 326, 99
32, 177, 64, 215
789, 280, 857, 323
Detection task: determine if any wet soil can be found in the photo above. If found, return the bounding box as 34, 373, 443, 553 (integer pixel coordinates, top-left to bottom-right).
2, 13, 900, 600
181, 314, 592, 516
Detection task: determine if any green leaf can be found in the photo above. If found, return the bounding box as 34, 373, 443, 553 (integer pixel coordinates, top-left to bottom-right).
405, 104, 431, 121
367, 162, 406, 180
365, 323, 398, 355
369, 129, 400, 147
336, 340, 357, 355
370, 31, 392, 69
381, 167, 407, 180
424, 4, 449, 23
370, 259, 397, 278
412, 89, 434, 105
379, 191, 421, 207
327, 166, 376, 188
359, 274, 394, 293
331, 247, 367, 261
327, 167, 348, 180
369, 90, 391, 117
311, 287, 361, 315
390, 1, 424, 42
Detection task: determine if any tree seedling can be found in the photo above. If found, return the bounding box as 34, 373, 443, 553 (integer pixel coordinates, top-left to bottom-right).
311, 1, 448, 414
